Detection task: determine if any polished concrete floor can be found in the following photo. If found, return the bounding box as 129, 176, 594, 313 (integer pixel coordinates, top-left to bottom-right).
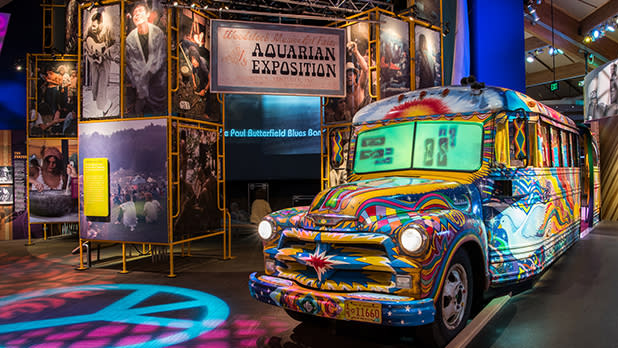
0, 222, 616, 347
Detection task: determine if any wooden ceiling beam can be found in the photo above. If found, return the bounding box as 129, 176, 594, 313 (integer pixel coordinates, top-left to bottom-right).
531, 1, 618, 63
526, 62, 585, 86
580, 1, 618, 35
524, 22, 584, 62
525, 36, 549, 51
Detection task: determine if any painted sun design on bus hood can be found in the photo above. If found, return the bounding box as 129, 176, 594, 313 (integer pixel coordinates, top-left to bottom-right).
299, 244, 347, 282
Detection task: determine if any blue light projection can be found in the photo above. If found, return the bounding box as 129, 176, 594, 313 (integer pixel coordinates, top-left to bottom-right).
0, 284, 229, 348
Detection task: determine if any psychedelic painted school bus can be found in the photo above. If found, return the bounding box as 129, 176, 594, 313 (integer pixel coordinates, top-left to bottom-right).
248, 85, 601, 346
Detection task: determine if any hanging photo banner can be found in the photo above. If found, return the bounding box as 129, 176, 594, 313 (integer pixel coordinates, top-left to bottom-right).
211, 20, 345, 97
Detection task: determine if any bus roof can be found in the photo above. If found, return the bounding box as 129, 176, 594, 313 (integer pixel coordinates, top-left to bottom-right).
352, 86, 576, 129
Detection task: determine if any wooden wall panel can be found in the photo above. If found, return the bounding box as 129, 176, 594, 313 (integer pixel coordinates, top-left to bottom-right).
600, 118, 618, 221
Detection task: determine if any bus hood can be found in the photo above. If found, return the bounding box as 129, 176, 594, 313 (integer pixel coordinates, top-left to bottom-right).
303, 177, 472, 230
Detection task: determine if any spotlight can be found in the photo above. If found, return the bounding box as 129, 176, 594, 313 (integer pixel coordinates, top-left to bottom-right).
173, 1, 178, 6
190, 3, 196, 8
556, 48, 563, 55
592, 29, 601, 39
606, 23, 615, 32
15, 65, 23, 71
584, 35, 592, 43
526, 4, 540, 23
548, 47, 554, 55
203, 4, 209, 9
526, 54, 534, 63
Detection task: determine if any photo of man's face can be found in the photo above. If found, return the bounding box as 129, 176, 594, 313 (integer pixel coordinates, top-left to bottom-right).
132, 5, 147, 26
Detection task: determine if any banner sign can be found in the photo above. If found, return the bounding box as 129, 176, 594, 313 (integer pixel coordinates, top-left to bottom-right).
211, 20, 345, 97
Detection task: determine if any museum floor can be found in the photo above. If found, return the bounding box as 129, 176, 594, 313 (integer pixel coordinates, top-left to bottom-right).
0, 221, 617, 348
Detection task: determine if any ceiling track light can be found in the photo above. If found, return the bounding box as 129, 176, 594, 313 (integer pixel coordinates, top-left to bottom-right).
526, 53, 534, 63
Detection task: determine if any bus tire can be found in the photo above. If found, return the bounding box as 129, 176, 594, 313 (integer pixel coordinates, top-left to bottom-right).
416, 248, 474, 348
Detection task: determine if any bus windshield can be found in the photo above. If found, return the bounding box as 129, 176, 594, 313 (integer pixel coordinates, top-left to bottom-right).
354, 121, 484, 174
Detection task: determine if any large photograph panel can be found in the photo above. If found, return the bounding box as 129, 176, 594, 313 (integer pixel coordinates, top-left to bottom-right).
80, 119, 168, 243
124, 1, 168, 117
173, 10, 221, 122
325, 22, 371, 123
173, 126, 220, 241
585, 59, 618, 120
414, 25, 441, 89
380, 16, 410, 98
82, 4, 121, 119
28, 139, 79, 223
30, 59, 78, 137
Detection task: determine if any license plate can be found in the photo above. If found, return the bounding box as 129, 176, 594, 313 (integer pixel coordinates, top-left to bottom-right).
344, 300, 382, 324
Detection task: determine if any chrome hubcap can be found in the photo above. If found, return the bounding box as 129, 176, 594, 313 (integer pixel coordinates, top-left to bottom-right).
441, 263, 468, 330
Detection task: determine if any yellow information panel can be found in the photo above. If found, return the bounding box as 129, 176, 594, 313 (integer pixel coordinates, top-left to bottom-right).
83, 158, 109, 218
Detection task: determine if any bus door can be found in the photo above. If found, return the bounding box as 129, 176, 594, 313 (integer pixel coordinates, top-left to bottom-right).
579, 127, 594, 231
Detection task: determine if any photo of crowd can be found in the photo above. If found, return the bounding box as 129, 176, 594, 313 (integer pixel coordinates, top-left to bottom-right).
415, 25, 442, 89
29, 60, 78, 137
28, 139, 79, 223
173, 10, 221, 122
124, 0, 168, 117
324, 22, 372, 124
380, 16, 410, 98
79, 118, 168, 243
173, 126, 220, 241
82, 4, 121, 119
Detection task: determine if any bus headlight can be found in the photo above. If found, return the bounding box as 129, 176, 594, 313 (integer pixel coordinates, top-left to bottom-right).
399, 226, 428, 255
258, 220, 276, 240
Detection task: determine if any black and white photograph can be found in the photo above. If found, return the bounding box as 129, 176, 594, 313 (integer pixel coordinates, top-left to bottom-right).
124, 1, 168, 117
173, 10, 221, 122
30, 60, 78, 137
82, 4, 121, 119
380, 16, 410, 98
585, 59, 618, 120
325, 22, 371, 123
0, 166, 12, 184
173, 126, 220, 241
0, 187, 12, 205
414, 25, 442, 89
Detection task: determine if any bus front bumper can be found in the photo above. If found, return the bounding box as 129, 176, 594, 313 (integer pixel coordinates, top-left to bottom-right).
248, 272, 436, 326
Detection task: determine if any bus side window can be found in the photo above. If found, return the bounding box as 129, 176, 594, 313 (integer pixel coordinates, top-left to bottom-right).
508, 118, 527, 167
495, 116, 509, 167
539, 123, 552, 167
550, 127, 562, 167
569, 133, 575, 167
528, 123, 538, 167
561, 130, 570, 167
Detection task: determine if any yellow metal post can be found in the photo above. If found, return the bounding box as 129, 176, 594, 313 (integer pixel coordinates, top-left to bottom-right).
76, 238, 87, 270
168, 244, 176, 278
120, 242, 129, 274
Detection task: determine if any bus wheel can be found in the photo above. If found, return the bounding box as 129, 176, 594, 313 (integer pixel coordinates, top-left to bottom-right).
416, 249, 473, 347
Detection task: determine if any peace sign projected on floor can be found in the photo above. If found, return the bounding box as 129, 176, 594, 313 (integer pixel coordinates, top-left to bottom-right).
0, 284, 229, 347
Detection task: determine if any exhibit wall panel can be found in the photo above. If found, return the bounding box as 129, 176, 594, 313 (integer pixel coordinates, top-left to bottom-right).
79, 118, 168, 243
123, 1, 169, 118
379, 15, 410, 98
81, 3, 121, 119
28, 55, 78, 138
584, 58, 618, 121
413, 25, 442, 89
28, 138, 79, 224
172, 9, 221, 123
172, 123, 221, 242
